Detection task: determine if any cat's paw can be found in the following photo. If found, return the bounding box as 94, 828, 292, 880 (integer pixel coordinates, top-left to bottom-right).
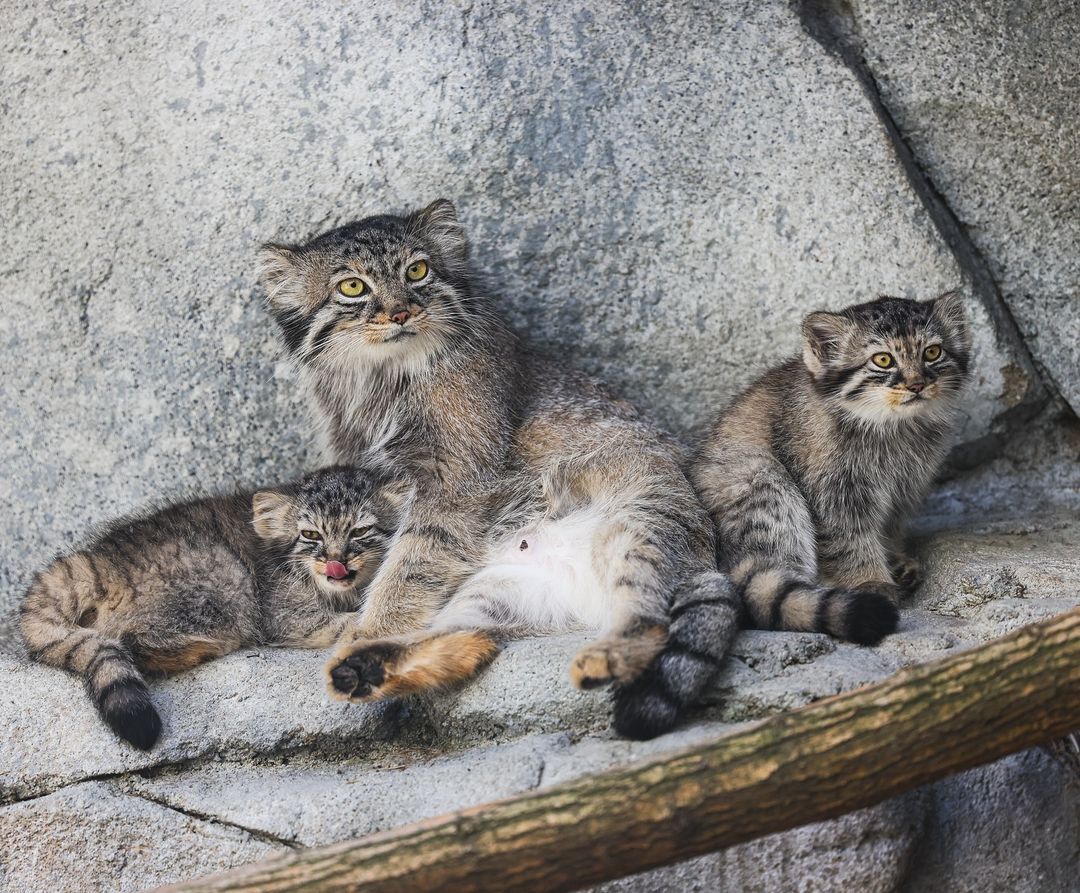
326, 641, 403, 703
570, 627, 667, 690
842, 586, 900, 646
890, 554, 923, 597
326, 630, 499, 702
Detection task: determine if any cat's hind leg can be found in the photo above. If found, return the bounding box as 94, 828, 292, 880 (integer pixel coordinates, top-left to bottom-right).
567, 515, 674, 691
718, 454, 899, 644
326, 627, 499, 703
325, 589, 507, 703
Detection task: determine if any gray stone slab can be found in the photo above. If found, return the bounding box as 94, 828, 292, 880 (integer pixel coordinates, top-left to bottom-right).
0, 647, 404, 804
0, 0, 1035, 621
4, 513, 1076, 807
0, 511, 1077, 889
123, 736, 552, 847
0, 782, 281, 893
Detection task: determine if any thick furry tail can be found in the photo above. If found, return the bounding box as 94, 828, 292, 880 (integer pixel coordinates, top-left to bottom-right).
20, 560, 161, 750
612, 570, 741, 740
731, 558, 898, 646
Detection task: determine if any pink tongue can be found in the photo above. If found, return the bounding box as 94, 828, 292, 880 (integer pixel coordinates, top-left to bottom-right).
325, 560, 350, 580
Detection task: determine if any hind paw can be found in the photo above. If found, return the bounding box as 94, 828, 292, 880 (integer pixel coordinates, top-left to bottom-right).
326, 630, 499, 703
326, 641, 404, 703
570, 627, 667, 690
890, 554, 923, 597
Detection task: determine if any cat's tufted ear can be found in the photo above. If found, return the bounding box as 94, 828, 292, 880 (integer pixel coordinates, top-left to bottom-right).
252, 489, 297, 541
930, 290, 973, 352
256, 243, 304, 311
410, 199, 468, 270
802, 310, 852, 378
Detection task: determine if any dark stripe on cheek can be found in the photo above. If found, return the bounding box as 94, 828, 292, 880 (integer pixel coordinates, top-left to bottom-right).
816, 364, 862, 397
307, 318, 341, 361
275, 309, 313, 355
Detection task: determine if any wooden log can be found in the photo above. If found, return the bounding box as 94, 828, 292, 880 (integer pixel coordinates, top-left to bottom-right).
157, 607, 1080, 893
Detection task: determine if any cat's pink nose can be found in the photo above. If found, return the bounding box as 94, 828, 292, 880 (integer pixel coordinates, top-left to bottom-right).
325, 560, 350, 579
907, 381, 926, 394
391, 309, 410, 325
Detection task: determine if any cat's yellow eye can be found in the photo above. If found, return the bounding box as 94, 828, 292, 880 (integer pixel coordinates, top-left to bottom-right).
337, 278, 366, 298
405, 260, 428, 282
349, 527, 370, 540
871, 352, 895, 369
923, 344, 942, 362
299, 529, 322, 541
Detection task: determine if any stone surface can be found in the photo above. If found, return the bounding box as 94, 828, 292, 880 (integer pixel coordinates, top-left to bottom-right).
1, 513, 1077, 890
0, 0, 1039, 622
0, 782, 282, 893
599, 797, 926, 893
903, 747, 1080, 893
846, 0, 1080, 410
0, 635, 610, 805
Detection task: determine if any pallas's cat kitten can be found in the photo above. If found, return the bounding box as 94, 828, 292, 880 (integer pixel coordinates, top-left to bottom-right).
691, 293, 972, 643
258, 200, 740, 739
20, 468, 402, 749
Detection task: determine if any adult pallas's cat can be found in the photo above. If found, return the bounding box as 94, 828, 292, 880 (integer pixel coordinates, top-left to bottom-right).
258, 200, 739, 739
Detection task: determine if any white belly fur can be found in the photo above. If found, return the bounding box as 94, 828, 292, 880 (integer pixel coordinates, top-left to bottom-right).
458, 506, 614, 633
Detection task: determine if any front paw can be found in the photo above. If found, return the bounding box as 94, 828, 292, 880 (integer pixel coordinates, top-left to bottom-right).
325, 641, 403, 703
890, 554, 923, 597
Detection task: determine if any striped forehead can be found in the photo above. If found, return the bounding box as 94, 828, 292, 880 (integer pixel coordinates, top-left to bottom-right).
303, 217, 416, 275
295, 474, 376, 519
846, 298, 935, 341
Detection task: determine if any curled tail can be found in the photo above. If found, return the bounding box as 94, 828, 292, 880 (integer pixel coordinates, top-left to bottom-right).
612, 570, 741, 741
20, 557, 161, 750
730, 557, 898, 646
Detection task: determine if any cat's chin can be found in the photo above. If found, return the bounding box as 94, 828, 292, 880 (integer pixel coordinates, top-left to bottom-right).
839, 394, 949, 426
314, 575, 361, 596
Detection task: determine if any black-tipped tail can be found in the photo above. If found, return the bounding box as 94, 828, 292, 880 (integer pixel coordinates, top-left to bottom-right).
838, 589, 899, 645
94, 677, 161, 750
85, 646, 162, 750
735, 560, 899, 645
612, 571, 741, 741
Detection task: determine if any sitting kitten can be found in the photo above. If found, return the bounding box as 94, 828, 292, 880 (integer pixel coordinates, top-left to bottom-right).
258, 200, 740, 739
691, 293, 972, 643
20, 467, 402, 749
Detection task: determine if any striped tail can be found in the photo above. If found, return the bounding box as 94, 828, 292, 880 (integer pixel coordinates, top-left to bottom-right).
612, 570, 742, 740
20, 560, 161, 750
731, 558, 898, 645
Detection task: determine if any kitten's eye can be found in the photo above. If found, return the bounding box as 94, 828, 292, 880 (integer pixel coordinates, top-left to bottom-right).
923, 344, 942, 362
871, 352, 895, 369
405, 260, 428, 282
350, 526, 383, 541
299, 529, 322, 541
338, 278, 366, 298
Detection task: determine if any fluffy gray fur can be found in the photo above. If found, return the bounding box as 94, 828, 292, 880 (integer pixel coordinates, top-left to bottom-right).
258, 200, 739, 739
20, 467, 403, 749
691, 294, 973, 643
